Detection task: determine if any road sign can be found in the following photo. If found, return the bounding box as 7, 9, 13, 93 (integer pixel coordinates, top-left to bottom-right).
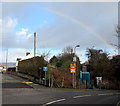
70, 69, 76, 73
43, 67, 48, 71
70, 64, 76, 69
70, 64, 76, 73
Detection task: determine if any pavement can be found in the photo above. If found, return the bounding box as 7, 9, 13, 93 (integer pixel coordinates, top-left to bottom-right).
1, 73, 120, 106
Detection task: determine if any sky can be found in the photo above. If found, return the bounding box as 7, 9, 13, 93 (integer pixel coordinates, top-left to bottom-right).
0, 1, 119, 63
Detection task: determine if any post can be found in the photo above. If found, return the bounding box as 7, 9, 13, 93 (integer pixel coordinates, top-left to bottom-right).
73, 73, 75, 88
74, 47, 76, 89
39, 67, 42, 84
73, 45, 80, 88
49, 74, 51, 87
118, 29, 120, 55
45, 71, 46, 85
62, 77, 64, 87
6, 49, 8, 71
51, 75, 53, 87
34, 32, 36, 57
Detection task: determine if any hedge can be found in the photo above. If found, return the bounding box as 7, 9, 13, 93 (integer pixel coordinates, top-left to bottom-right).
18, 56, 47, 79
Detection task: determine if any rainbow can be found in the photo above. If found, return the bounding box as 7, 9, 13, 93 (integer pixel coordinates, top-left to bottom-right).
46, 8, 115, 50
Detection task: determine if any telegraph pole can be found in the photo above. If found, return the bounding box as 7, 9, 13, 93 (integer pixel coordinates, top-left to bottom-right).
118, 2, 120, 55
34, 32, 36, 57
6, 49, 8, 71
118, 26, 120, 55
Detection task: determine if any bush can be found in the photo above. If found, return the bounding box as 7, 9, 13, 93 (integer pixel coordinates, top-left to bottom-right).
18, 56, 47, 79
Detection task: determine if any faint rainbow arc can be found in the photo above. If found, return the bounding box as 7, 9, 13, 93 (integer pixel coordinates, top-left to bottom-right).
47, 8, 115, 50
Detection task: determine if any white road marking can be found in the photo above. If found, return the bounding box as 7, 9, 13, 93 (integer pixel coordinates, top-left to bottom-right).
22, 82, 33, 84
73, 94, 91, 99
42, 99, 66, 106
98, 93, 113, 96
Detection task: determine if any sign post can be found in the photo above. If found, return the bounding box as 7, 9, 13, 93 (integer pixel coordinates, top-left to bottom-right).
43, 67, 48, 86
39, 67, 42, 84
70, 64, 76, 88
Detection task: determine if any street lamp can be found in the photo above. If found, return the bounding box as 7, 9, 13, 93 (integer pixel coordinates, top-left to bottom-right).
73, 45, 80, 62
73, 45, 80, 88
74, 45, 80, 58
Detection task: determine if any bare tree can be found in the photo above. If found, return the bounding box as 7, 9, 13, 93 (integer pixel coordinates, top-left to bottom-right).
111, 26, 120, 55
41, 50, 51, 61
63, 46, 73, 54
116, 26, 120, 54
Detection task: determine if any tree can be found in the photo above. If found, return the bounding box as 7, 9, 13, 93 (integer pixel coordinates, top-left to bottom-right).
41, 50, 51, 61
110, 55, 120, 89
49, 46, 81, 88
86, 48, 111, 80
116, 26, 120, 54
111, 25, 120, 55
63, 45, 73, 54
49, 56, 58, 65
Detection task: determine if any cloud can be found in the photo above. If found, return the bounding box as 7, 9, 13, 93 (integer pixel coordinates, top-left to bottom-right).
2, 17, 17, 32
1, 16, 34, 49
0, 48, 27, 62
1, 17, 17, 49
16, 28, 28, 38
27, 33, 33, 39
1, 2, 118, 62
0, 19, 2, 26
6, 17, 17, 28
2, 3, 117, 50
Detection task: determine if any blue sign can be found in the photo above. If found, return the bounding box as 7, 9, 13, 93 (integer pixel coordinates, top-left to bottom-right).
43, 67, 48, 71
80, 71, 90, 87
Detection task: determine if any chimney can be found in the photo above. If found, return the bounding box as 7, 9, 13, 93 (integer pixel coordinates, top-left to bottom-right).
26, 52, 30, 56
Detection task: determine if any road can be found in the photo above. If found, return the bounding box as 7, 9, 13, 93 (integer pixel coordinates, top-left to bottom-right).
2, 73, 120, 106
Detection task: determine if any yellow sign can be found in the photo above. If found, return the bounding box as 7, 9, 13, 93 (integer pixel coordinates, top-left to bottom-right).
70, 64, 76, 69
70, 64, 76, 73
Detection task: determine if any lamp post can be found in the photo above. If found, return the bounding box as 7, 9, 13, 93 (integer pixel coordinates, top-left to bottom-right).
73, 45, 80, 88
74, 45, 80, 56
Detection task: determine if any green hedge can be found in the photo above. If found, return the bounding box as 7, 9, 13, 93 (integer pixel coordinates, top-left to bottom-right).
18, 56, 47, 78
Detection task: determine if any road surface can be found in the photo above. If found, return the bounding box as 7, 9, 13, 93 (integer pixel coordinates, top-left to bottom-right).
2, 73, 120, 106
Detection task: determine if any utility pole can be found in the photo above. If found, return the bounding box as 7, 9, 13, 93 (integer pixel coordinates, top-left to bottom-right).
6, 49, 8, 71
118, 3, 120, 55
34, 32, 36, 57
118, 29, 120, 55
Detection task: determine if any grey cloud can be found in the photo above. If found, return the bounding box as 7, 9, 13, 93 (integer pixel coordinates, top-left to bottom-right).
2, 2, 118, 51
36, 18, 107, 50
35, 2, 117, 50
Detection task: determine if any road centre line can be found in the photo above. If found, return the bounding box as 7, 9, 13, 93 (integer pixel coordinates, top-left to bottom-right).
73, 94, 91, 99
22, 81, 33, 84
42, 92, 119, 105
42, 98, 66, 106
98, 93, 113, 96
